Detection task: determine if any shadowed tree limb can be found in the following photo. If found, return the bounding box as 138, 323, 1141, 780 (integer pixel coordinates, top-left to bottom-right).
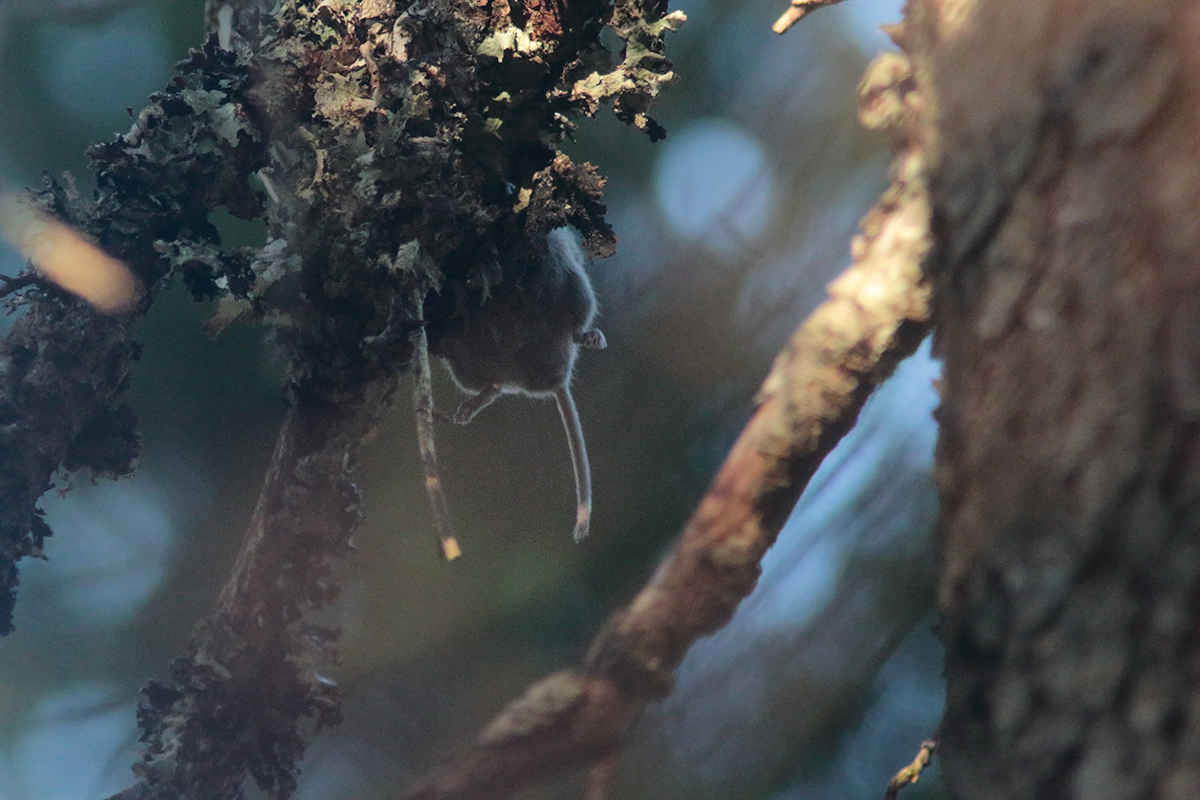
127, 376, 400, 799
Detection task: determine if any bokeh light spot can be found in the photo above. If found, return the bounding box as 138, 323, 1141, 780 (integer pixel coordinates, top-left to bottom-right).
36, 8, 170, 126
26, 480, 175, 628
8, 684, 133, 800
653, 119, 773, 254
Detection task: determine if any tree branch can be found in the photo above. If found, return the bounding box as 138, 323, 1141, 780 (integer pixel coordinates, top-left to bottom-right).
127, 376, 398, 798
771, 0, 848, 35
77, 0, 685, 795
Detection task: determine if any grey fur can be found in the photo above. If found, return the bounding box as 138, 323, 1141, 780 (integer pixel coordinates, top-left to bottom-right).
431, 228, 606, 542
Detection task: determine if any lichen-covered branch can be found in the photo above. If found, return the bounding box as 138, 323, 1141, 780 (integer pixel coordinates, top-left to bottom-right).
401, 49, 932, 799
5, 0, 683, 636
0, 45, 267, 634
48, 0, 688, 795
131, 377, 397, 798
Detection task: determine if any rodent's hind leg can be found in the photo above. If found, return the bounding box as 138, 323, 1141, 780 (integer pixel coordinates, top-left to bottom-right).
451, 385, 502, 425
576, 329, 607, 349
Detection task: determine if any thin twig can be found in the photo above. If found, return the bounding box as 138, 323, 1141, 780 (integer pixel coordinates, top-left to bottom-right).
885, 738, 938, 800
772, 0, 849, 35
0, 272, 35, 299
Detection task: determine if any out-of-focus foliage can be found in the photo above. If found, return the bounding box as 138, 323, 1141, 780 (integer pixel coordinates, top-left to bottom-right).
0, 1, 944, 799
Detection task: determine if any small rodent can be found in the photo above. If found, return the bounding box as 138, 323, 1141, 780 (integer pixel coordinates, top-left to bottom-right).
429, 227, 606, 545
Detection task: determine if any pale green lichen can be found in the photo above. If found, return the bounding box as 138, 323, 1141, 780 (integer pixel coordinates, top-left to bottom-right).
478, 25, 547, 61
563, 3, 685, 140
314, 71, 379, 128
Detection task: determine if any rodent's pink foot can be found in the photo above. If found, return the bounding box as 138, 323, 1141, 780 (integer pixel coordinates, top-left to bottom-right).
577, 329, 607, 349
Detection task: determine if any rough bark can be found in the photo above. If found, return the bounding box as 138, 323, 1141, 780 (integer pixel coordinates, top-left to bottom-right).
914, 0, 1200, 797
133, 378, 396, 798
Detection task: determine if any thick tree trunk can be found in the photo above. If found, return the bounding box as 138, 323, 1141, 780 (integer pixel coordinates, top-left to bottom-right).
919, 0, 1200, 797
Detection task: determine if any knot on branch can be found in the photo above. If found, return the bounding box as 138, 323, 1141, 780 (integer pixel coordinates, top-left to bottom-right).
478, 671, 588, 746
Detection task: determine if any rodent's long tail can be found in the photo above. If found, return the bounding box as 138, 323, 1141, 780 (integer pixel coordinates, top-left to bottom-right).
555, 385, 591, 542
411, 305, 461, 561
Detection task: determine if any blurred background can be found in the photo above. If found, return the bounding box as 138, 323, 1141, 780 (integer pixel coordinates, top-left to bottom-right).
0, 1, 945, 798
